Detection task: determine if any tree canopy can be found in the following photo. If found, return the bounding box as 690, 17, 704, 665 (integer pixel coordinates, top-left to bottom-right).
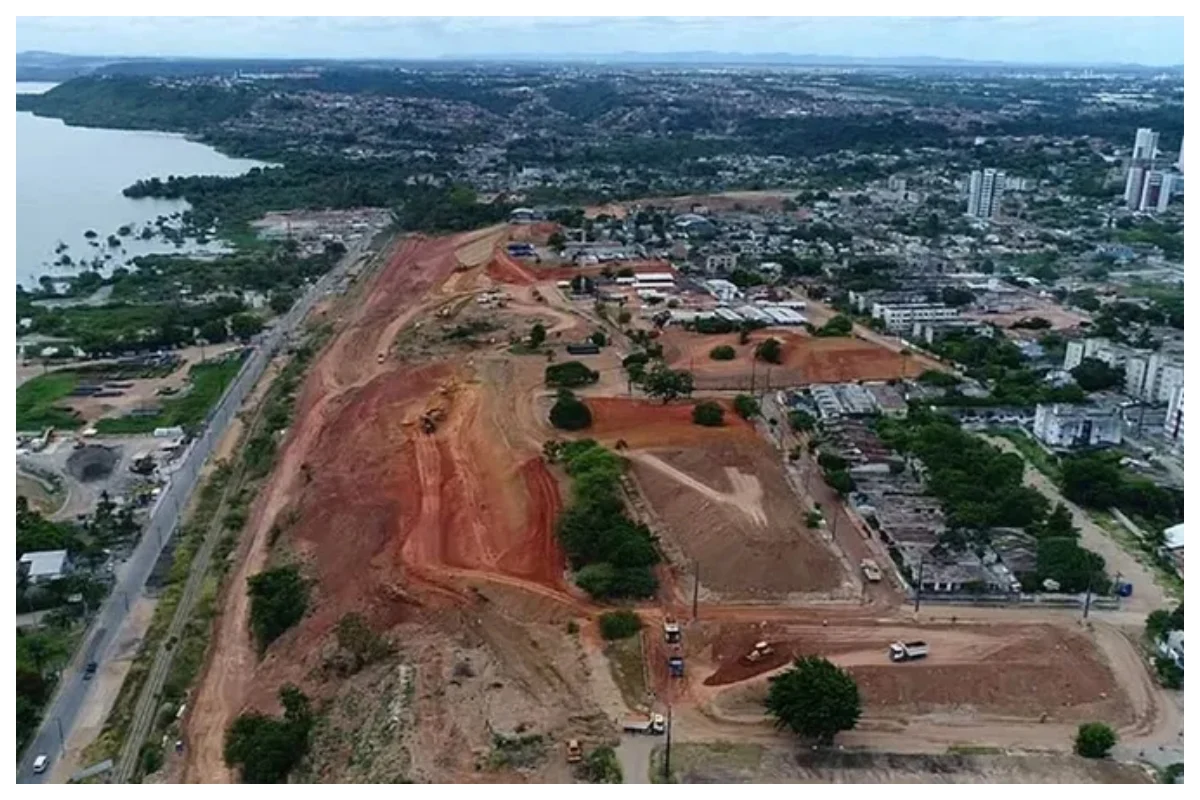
765, 656, 862, 744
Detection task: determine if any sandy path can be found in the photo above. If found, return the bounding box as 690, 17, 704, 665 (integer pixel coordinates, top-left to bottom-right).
626, 451, 767, 527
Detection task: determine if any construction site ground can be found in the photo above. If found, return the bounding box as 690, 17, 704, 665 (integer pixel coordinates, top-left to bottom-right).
659, 328, 932, 391
172, 224, 1175, 784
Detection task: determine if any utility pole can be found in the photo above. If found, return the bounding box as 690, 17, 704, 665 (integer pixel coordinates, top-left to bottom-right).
914, 556, 926, 613
662, 704, 673, 783
692, 562, 700, 621
56, 717, 65, 756
1082, 571, 1094, 619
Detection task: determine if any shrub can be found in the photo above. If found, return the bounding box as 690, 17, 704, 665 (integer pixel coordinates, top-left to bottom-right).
788, 409, 816, 432
755, 337, 783, 364
1155, 656, 1184, 689
617, 311, 631, 324
805, 511, 823, 529
598, 610, 643, 640
578, 746, 623, 783
1074, 722, 1117, 759
550, 390, 592, 430
590, 331, 607, 347
692, 401, 725, 427
530, 323, 547, 347
224, 685, 313, 783
545, 360, 600, 388
247, 565, 308, 651
733, 394, 760, 419
709, 345, 736, 361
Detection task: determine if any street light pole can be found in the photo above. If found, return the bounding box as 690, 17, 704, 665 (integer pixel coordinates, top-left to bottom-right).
662, 704, 673, 783
1082, 571, 1094, 620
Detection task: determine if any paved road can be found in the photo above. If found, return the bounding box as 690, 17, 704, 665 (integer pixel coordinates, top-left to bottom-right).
16, 237, 373, 783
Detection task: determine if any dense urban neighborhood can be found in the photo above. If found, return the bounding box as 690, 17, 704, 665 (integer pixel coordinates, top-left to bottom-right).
15, 49, 1184, 786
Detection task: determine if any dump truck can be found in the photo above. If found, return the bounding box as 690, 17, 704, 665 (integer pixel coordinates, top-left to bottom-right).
889, 641, 929, 662
623, 714, 666, 735
860, 558, 883, 583
663, 617, 681, 644
566, 739, 583, 763
668, 654, 685, 678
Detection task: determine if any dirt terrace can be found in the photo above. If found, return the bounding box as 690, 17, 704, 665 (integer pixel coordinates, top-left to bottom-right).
660, 329, 925, 390
628, 438, 849, 602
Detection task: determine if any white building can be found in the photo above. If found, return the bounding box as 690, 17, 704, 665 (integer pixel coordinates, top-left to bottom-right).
871, 302, 959, 332
1132, 127, 1160, 162
702, 279, 742, 304
1165, 384, 1184, 447
1064, 338, 1127, 371
967, 168, 1004, 220
1139, 170, 1173, 213
1032, 404, 1123, 449
18, 550, 70, 584
1125, 352, 1184, 403
1124, 165, 1148, 209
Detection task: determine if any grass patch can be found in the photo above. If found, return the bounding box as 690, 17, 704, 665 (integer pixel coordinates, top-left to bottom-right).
993, 428, 1062, 482
16, 371, 84, 430
94, 355, 245, 434
603, 635, 648, 711
485, 732, 547, 771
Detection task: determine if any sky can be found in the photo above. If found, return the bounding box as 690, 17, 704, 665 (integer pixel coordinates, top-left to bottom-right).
15, 16, 1185, 66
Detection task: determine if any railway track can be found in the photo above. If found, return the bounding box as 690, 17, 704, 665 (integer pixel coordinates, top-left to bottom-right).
112, 363, 279, 783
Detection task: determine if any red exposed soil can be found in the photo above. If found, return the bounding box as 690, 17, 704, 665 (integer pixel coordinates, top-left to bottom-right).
583, 397, 757, 449
487, 248, 537, 285
661, 329, 924, 389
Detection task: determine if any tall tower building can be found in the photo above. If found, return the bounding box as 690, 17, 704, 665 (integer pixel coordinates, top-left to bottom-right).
966, 168, 1004, 220
1132, 127, 1160, 162
1139, 170, 1172, 213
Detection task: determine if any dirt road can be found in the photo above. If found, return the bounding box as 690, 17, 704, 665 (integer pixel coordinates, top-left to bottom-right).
985, 436, 1168, 614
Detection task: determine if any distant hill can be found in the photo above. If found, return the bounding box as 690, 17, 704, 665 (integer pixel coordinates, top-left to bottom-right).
17, 49, 1181, 80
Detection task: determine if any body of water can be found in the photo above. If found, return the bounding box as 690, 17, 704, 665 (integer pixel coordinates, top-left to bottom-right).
15, 82, 266, 288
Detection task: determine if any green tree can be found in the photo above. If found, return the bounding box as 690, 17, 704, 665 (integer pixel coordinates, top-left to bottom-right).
224, 684, 314, 783
1074, 722, 1117, 759
230, 313, 264, 340
590, 331, 607, 347
692, 401, 725, 427
755, 337, 783, 364
548, 231, 566, 250
530, 322, 547, 348
788, 409, 816, 432
199, 318, 229, 344
709, 345, 736, 361
247, 565, 308, 651
765, 656, 862, 744
268, 290, 296, 315
549, 390, 592, 430
574, 563, 616, 597
818, 315, 853, 337
545, 361, 600, 388
642, 362, 694, 405
1071, 357, 1124, 392
733, 394, 760, 419
334, 612, 393, 673
598, 610, 642, 640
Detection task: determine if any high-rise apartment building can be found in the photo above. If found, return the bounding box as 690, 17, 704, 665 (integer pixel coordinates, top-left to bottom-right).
1125, 128, 1162, 211
966, 168, 1004, 219
1132, 127, 1160, 161
1139, 170, 1173, 213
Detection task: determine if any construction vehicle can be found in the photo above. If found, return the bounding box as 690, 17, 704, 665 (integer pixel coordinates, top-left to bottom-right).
889, 641, 929, 662
663, 617, 681, 644
566, 739, 583, 763
744, 641, 775, 663
667, 651, 685, 678
622, 714, 666, 735
860, 558, 883, 583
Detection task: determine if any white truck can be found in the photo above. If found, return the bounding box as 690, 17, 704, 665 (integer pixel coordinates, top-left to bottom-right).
889, 641, 929, 662
860, 558, 882, 582
623, 713, 666, 735
663, 617, 681, 644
